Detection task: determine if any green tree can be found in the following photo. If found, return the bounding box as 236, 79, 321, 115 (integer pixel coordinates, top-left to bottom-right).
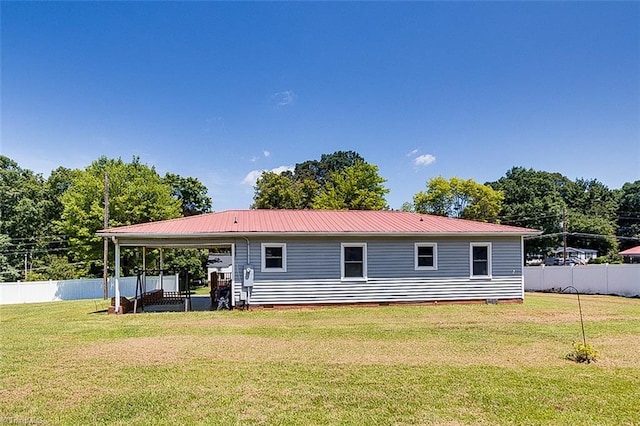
312, 162, 389, 210
252, 172, 300, 209
0, 234, 19, 282
0, 156, 56, 280
162, 249, 209, 282
163, 173, 212, 216
26, 254, 84, 281
293, 151, 365, 186
489, 167, 570, 256
58, 156, 181, 276
46, 166, 74, 221
563, 179, 619, 257
489, 167, 621, 259
413, 176, 503, 222
252, 151, 378, 210
617, 181, 640, 250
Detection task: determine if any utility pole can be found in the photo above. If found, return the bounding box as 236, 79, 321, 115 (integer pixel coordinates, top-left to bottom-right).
103, 172, 109, 299
562, 207, 568, 266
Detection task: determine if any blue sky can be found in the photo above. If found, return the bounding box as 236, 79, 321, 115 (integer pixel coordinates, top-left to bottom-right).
2, 1, 639, 211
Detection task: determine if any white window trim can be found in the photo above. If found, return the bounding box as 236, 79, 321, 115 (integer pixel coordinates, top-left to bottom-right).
341, 242, 367, 281
261, 243, 287, 273
415, 243, 438, 271
470, 242, 492, 279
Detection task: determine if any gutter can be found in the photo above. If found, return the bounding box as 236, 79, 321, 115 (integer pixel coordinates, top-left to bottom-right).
96, 231, 542, 239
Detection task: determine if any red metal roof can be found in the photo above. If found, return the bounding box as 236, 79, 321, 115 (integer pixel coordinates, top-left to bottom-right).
98, 209, 539, 236
620, 246, 640, 256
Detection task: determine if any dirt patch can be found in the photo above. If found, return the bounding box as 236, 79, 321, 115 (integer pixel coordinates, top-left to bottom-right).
69, 333, 640, 370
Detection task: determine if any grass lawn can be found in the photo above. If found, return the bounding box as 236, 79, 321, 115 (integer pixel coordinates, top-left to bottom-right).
1, 293, 639, 425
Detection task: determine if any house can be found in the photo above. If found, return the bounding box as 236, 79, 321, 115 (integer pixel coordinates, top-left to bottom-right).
206, 252, 233, 281
620, 245, 640, 264
553, 247, 598, 263
97, 209, 540, 311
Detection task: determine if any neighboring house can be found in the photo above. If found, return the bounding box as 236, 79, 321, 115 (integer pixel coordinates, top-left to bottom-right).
97, 209, 540, 311
206, 253, 233, 281
553, 247, 598, 263
620, 246, 640, 264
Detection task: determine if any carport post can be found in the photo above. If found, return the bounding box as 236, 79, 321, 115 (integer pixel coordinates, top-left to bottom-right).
114, 238, 121, 313
159, 248, 164, 290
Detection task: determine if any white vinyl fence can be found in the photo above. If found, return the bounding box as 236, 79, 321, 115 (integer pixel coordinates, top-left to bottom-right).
0, 274, 179, 305
524, 264, 640, 297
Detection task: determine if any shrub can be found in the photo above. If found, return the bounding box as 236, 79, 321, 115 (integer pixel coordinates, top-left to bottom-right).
566, 342, 599, 363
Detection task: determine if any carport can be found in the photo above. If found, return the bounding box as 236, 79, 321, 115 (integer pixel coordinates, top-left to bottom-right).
97, 228, 238, 314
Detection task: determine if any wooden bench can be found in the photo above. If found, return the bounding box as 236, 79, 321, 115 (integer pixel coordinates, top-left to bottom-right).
108, 289, 187, 314
154, 291, 184, 305
108, 296, 134, 314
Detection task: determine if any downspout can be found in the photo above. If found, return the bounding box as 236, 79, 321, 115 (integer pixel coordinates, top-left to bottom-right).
113, 237, 121, 313
142, 247, 146, 293
240, 237, 252, 308
159, 248, 164, 290
520, 235, 525, 299
243, 237, 251, 265
231, 243, 236, 308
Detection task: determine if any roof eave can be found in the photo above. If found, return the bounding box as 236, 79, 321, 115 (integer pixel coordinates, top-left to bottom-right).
97, 230, 541, 239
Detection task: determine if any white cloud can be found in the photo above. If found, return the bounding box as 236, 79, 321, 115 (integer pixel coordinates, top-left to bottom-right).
270, 165, 293, 174
272, 90, 297, 106
263, 150, 270, 158
241, 165, 294, 186
414, 154, 436, 166
241, 170, 263, 186
406, 149, 419, 157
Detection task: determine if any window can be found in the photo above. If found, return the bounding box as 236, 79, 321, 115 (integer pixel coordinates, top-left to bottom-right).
415, 243, 438, 270
470, 243, 492, 278
261, 243, 286, 272
341, 243, 367, 280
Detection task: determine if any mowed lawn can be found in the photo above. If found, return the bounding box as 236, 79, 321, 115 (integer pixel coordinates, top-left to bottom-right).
1, 293, 639, 425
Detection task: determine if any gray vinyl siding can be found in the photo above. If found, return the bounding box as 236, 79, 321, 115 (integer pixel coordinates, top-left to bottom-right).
248, 277, 523, 305
239, 236, 522, 280
230, 235, 524, 305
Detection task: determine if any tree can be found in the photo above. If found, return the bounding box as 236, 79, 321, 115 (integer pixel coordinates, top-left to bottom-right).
563, 178, 620, 257
312, 162, 389, 210
163, 173, 212, 216
489, 167, 621, 259
617, 181, 640, 250
58, 156, 181, 276
489, 167, 570, 256
413, 176, 503, 222
252, 150, 379, 210
26, 254, 84, 281
161, 248, 209, 281
0, 156, 57, 280
292, 151, 365, 186
0, 234, 19, 282
252, 172, 301, 209
316, 151, 365, 184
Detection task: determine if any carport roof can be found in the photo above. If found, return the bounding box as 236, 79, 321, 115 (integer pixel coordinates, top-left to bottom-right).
97, 209, 540, 237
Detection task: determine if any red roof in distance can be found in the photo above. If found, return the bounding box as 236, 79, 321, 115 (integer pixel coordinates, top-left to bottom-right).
98, 209, 540, 236
620, 246, 640, 256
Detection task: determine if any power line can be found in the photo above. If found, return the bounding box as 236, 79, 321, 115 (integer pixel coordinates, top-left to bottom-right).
6, 235, 68, 242
525, 232, 640, 241
27, 261, 88, 272
0, 244, 94, 256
